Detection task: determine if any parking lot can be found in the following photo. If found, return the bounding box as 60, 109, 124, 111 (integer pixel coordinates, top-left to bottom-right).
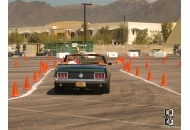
8, 55, 181, 130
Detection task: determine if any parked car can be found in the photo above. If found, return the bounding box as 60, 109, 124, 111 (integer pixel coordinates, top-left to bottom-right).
176, 46, 181, 55
8, 47, 16, 57
54, 53, 112, 94
173, 45, 181, 56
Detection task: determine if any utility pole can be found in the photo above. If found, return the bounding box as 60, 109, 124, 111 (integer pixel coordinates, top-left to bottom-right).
124, 16, 126, 44
82, 3, 92, 44
15, 29, 18, 44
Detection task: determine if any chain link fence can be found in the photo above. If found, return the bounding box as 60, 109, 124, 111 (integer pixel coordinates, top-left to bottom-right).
9, 43, 164, 56
44, 41, 94, 56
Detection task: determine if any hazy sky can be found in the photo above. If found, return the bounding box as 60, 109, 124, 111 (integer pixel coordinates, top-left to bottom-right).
8, 0, 157, 6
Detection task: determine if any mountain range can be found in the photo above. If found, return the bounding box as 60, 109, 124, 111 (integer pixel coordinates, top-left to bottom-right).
8, 0, 181, 28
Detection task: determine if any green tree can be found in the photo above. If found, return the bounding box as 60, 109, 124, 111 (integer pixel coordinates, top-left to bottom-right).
112, 23, 128, 44
162, 22, 174, 43
81, 22, 89, 30
28, 32, 41, 43
73, 35, 84, 41
38, 33, 49, 43
99, 25, 112, 44
8, 33, 16, 44
29, 32, 61, 44
48, 34, 59, 43
134, 29, 152, 44
8, 32, 24, 44
74, 23, 92, 41
56, 33, 68, 42
152, 32, 162, 44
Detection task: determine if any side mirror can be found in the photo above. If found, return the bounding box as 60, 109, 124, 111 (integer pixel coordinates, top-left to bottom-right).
108, 63, 112, 65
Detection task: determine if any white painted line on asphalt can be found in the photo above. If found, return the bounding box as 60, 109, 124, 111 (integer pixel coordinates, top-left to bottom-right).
8, 107, 181, 129
8, 68, 54, 101
120, 69, 181, 96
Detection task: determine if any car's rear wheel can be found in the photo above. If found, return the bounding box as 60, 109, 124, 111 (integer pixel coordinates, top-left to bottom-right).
103, 81, 110, 94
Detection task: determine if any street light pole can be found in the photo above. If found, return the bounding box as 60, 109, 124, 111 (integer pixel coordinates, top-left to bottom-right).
124, 16, 126, 44
82, 3, 91, 44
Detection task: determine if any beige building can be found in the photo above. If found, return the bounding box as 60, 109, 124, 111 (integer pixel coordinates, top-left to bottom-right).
45, 21, 84, 40
8, 20, 178, 46
8, 26, 56, 43
8, 21, 84, 43
72, 21, 165, 45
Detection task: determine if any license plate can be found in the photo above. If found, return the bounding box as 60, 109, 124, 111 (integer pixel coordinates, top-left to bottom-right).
76, 82, 86, 87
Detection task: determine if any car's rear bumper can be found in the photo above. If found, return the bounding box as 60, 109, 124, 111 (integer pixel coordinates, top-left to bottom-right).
55, 83, 108, 89
54, 78, 109, 88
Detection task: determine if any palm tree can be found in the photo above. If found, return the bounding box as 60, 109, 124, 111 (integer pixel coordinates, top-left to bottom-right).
100, 25, 109, 35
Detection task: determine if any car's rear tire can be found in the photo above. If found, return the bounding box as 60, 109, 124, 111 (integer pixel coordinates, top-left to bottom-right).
103, 81, 110, 94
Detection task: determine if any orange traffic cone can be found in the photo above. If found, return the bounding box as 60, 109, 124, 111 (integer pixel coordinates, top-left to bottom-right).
14, 60, 18, 67
40, 60, 42, 66
33, 71, 38, 82
161, 74, 167, 86
53, 60, 57, 68
123, 62, 126, 70
147, 70, 152, 80
42, 62, 45, 70
127, 63, 131, 73
162, 58, 166, 65
135, 67, 140, 76
145, 61, 149, 68
46, 63, 49, 71
11, 81, 19, 97
123, 62, 127, 71
42, 62, 46, 72
39, 66, 43, 76
129, 59, 132, 66
23, 76, 30, 90
178, 61, 181, 67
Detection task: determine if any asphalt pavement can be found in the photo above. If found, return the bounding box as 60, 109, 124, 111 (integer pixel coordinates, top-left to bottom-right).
8, 55, 181, 130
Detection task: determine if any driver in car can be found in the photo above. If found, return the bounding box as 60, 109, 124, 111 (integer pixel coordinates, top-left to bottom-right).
67, 56, 80, 64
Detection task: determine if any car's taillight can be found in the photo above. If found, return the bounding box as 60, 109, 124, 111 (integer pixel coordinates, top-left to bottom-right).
57, 72, 68, 79
94, 72, 105, 79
